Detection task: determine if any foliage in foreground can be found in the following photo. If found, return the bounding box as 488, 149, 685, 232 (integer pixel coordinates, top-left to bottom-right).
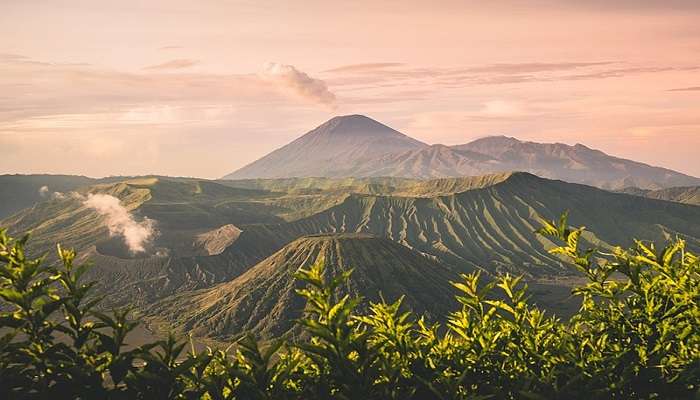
1, 214, 699, 399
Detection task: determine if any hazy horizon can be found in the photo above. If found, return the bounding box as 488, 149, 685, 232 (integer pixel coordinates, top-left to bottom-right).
2, 0, 699, 178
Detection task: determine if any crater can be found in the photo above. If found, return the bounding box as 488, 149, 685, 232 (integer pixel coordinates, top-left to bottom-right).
95, 236, 163, 259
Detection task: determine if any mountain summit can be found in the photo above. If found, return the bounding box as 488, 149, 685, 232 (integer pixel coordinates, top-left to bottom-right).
223, 116, 700, 189
224, 115, 427, 179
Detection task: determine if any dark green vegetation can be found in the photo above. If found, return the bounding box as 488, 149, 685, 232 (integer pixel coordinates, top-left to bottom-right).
1, 214, 698, 399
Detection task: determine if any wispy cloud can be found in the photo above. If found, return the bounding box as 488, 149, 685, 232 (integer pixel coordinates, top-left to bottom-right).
324, 63, 405, 73
0, 56, 335, 127
463, 62, 616, 74
144, 58, 199, 70
668, 86, 700, 91
558, 66, 699, 81
0, 53, 29, 62
325, 61, 699, 92
159, 45, 183, 50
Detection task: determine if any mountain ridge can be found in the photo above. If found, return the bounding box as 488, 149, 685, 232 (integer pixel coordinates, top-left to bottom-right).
4, 172, 700, 311
223, 115, 700, 190
147, 233, 459, 340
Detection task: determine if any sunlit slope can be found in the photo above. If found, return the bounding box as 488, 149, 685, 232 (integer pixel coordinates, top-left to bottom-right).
148, 234, 458, 341
0, 178, 291, 307
220, 173, 512, 197
1, 180, 153, 257
1, 177, 284, 256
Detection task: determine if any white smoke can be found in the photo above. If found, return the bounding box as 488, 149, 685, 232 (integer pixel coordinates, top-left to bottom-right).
82, 194, 155, 254
261, 62, 336, 106
39, 185, 67, 199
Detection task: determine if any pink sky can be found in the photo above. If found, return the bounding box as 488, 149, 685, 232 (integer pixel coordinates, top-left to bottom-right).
1, 0, 699, 178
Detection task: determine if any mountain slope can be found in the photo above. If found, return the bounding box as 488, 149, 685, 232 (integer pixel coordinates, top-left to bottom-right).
0, 174, 98, 219
351, 145, 495, 179
223, 115, 699, 189
454, 136, 700, 190
148, 234, 458, 340
236, 173, 700, 277
219, 173, 513, 197
5, 173, 700, 311
224, 115, 427, 179
618, 186, 700, 206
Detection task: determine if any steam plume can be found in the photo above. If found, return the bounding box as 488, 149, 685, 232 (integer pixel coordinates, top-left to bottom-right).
83, 194, 155, 253
261, 62, 336, 106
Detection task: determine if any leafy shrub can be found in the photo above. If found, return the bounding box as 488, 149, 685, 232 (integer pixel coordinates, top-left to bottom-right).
1, 214, 698, 399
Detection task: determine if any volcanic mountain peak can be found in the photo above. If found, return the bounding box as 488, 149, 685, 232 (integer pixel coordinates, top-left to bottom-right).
224, 115, 699, 188
224, 115, 426, 179
311, 114, 413, 139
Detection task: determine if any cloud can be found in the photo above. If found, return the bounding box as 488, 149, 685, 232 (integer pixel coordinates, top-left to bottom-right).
668, 86, 700, 91
324, 63, 405, 73
159, 45, 183, 50
82, 194, 155, 253
0, 56, 334, 128
143, 59, 199, 70
479, 100, 526, 117
324, 61, 698, 90
0, 53, 30, 62
38, 185, 67, 199
464, 62, 616, 74
558, 66, 699, 81
261, 62, 336, 106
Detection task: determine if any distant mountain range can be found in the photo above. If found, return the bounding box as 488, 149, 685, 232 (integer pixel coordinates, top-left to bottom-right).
224, 115, 700, 190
